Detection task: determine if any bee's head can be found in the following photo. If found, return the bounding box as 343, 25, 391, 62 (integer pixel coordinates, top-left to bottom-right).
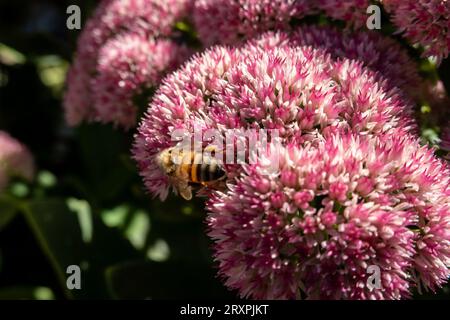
156, 147, 175, 173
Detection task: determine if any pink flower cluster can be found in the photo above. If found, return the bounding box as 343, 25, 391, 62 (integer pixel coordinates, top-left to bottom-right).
65, 0, 450, 130
207, 134, 450, 299
93, 34, 190, 128
250, 26, 421, 102
316, 0, 371, 28
383, 0, 450, 63
193, 0, 450, 62
64, 0, 193, 128
0, 131, 35, 191
133, 37, 415, 200
193, 0, 372, 47
193, 0, 313, 46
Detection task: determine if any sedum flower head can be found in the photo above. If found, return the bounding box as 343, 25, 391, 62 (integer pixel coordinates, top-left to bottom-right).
383, 0, 450, 63
133, 41, 416, 200
64, 0, 193, 127
207, 133, 450, 299
193, 0, 313, 46
0, 131, 35, 191
289, 26, 421, 102
248, 27, 422, 105
316, 0, 372, 28
93, 33, 191, 128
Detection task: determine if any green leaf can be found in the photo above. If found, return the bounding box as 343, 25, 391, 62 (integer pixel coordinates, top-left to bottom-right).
0, 286, 55, 300
22, 199, 85, 299
22, 198, 140, 299
0, 43, 26, 65
0, 196, 19, 231
34, 55, 68, 96
76, 124, 134, 204
37, 170, 57, 188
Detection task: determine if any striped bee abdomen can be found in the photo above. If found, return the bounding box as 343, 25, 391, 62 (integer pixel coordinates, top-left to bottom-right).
192, 154, 225, 183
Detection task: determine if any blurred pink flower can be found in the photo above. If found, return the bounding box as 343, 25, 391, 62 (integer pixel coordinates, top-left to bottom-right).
193, 0, 450, 62
193, 0, 313, 46
64, 0, 193, 127
64, 59, 93, 126
422, 80, 450, 130
93, 33, 191, 128
133, 41, 416, 200
0, 131, 35, 191
207, 133, 450, 299
316, 0, 371, 28
383, 0, 450, 63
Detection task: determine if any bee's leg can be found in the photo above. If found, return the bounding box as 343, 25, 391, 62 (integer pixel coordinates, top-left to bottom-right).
179, 185, 193, 200
175, 179, 193, 200
202, 179, 227, 192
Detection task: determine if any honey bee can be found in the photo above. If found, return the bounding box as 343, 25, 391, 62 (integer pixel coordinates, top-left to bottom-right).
156, 145, 226, 200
